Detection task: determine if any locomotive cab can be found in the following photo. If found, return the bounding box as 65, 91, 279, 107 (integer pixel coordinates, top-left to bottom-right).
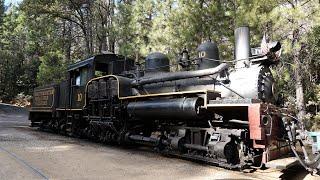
64, 53, 135, 110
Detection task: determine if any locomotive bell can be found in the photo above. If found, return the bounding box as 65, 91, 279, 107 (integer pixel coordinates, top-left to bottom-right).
197, 41, 220, 69
145, 52, 170, 72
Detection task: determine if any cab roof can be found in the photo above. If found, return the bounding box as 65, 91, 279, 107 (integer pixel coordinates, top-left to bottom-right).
67, 53, 123, 72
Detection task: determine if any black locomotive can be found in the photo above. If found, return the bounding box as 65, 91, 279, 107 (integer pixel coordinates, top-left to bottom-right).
29, 27, 320, 172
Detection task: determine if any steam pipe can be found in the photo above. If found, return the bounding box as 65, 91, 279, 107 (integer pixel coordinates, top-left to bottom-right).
229, 119, 249, 125
132, 63, 228, 86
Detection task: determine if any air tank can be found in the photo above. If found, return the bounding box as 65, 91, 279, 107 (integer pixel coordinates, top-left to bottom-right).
197, 41, 220, 69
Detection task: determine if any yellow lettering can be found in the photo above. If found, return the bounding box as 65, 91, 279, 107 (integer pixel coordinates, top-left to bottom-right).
199, 51, 206, 58
33, 89, 54, 106
77, 93, 83, 102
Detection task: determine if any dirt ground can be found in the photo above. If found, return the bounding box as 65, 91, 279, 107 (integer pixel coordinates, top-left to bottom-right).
0, 103, 318, 180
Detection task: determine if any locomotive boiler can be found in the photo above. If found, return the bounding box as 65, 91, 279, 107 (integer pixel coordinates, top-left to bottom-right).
29, 27, 320, 173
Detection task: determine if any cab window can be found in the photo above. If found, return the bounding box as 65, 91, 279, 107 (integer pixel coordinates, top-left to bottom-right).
95, 70, 107, 77
75, 75, 81, 86
80, 68, 88, 86
72, 67, 88, 86
95, 62, 109, 77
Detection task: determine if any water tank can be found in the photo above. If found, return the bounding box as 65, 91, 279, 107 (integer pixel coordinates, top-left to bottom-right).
197, 41, 220, 69
145, 52, 170, 72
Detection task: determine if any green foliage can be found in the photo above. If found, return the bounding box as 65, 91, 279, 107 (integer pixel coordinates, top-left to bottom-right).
115, 2, 134, 55
0, 0, 4, 24
0, 6, 32, 101
37, 51, 66, 85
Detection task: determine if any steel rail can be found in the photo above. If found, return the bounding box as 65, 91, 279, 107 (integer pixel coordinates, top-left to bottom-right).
0, 146, 49, 180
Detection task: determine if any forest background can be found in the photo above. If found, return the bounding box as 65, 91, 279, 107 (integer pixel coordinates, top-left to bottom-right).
0, 0, 319, 129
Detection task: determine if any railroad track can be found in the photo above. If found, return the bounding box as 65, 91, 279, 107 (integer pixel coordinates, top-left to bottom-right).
0, 103, 47, 179
0, 145, 48, 179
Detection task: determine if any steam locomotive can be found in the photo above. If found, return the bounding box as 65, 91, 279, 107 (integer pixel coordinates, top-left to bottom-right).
29, 27, 320, 172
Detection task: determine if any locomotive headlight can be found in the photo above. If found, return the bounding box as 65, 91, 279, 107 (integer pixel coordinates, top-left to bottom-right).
261, 115, 272, 126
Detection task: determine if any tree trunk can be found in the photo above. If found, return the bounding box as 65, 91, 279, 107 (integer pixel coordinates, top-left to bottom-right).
292, 28, 307, 128
62, 20, 72, 63
294, 57, 307, 120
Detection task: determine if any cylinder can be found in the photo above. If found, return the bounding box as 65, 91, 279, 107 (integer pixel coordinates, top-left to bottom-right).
127, 97, 203, 120
235, 26, 250, 68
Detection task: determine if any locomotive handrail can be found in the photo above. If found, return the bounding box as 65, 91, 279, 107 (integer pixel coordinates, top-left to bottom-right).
132, 63, 229, 86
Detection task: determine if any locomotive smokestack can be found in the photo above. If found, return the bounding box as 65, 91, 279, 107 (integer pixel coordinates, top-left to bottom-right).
234, 26, 250, 68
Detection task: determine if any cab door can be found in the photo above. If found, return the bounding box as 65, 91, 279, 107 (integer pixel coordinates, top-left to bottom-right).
70, 67, 88, 109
